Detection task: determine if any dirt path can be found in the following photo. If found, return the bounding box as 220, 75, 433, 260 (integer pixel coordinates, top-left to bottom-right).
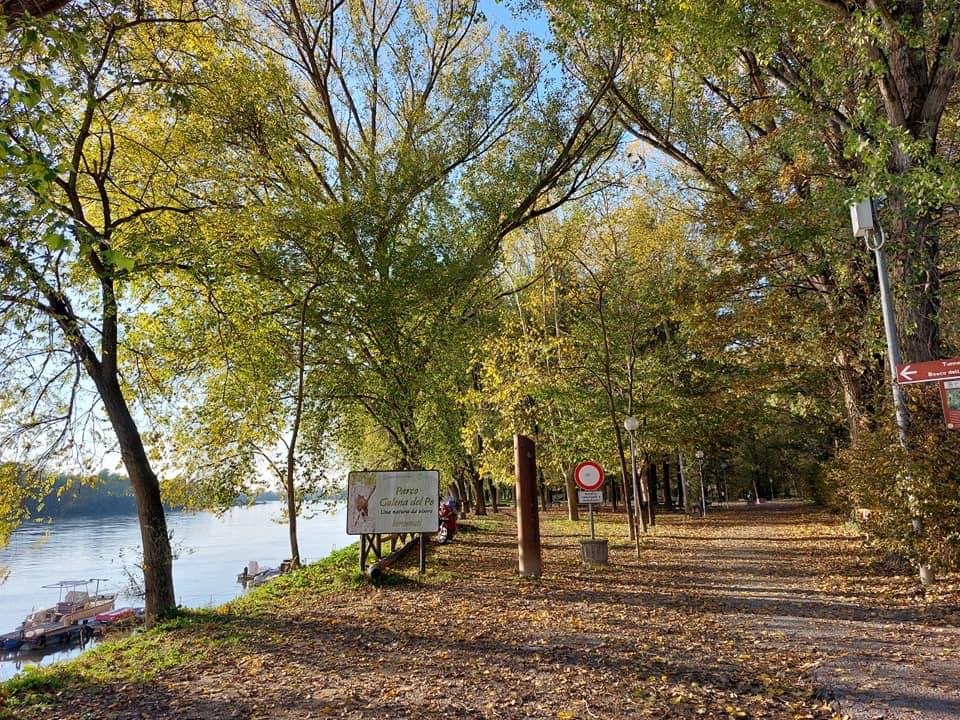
679, 504, 960, 719
8, 503, 959, 720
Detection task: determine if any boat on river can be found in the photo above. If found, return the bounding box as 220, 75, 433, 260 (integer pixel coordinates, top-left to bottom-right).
0, 631, 23, 651
16, 579, 116, 649
236, 559, 290, 587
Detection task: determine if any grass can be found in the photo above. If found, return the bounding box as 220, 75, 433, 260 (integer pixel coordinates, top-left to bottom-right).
228, 543, 364, 612
0, 541, 366, 717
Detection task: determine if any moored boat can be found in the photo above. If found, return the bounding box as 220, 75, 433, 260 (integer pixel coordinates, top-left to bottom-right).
17, 579, 116, 648
95, 607, 136, 624
0, 630, 23, 651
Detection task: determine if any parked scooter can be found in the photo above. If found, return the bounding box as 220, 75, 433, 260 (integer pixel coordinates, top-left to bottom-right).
436, 499, 458, 544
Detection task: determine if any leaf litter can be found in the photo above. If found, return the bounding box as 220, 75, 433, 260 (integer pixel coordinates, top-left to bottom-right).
3, 503, 958, 719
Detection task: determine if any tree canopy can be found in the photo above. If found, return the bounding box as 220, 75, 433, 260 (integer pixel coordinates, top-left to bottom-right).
0, 0, 957, 584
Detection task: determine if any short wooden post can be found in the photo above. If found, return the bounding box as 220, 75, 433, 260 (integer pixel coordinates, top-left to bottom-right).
515, 433, 542, 577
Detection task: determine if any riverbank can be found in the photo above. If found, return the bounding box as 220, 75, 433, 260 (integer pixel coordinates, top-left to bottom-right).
2, 504, 958, 719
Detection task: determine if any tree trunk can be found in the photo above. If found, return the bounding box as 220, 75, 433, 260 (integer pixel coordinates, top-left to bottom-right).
563, 464, 579, 521
471, 471, 487, 516
97, 377, 175, 623
456, 473, 470, 515
538, 468, 548, 511
648, 460, 659, 508
487, 477, 499, 513
621, 471, 636, 539
887, 200, 940, 363
612, 426, 635, 540
676, 450, 689, 510
642, 455, 655, 527
285, 475, 300, 568
663, 455, 674, 510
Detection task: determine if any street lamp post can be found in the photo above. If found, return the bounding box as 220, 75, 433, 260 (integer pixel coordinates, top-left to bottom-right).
850, 198, 932, 584
694, 449, 706, 517
623, 416, 646, 553
849, 199, 909, 446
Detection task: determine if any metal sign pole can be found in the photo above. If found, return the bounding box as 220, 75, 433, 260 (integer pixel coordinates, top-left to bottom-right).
589, 502, 595, 540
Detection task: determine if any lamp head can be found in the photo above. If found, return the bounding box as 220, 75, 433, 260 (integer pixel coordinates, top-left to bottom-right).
623, 416, 639, 432
849, 199, 874, 238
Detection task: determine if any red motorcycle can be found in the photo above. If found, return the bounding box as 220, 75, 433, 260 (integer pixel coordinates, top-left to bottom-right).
436, 499, 458, 544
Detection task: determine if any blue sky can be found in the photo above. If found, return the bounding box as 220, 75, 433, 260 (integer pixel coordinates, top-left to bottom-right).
481, 0, 551, 40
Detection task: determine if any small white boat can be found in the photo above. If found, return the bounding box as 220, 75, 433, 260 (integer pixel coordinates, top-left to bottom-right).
19, 579, 115, 647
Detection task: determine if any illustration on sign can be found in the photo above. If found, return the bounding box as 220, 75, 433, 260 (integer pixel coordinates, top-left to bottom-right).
941, 380, 960, 430
948, 383, 960, 410
346, 470, 440, 535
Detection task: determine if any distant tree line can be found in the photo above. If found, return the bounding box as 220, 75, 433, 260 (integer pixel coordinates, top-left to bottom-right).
23, 470, 284, 519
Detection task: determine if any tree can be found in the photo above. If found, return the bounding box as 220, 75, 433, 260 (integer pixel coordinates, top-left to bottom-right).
196, 0, 621, 476
142, 231, 338, 569
547, 0, 960, 441
0, 1, 218, 621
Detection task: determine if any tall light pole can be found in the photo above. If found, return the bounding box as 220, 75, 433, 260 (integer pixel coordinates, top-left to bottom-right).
850, 198, 932, 584
694, 449, 706, 517
623, 416, 646, 550
849, 199, 909, 446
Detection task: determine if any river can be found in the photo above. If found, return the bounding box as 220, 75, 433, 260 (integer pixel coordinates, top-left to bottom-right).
0, 501, 350, 681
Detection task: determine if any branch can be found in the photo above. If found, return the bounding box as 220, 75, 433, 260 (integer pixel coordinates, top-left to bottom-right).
1, 0, 70, 19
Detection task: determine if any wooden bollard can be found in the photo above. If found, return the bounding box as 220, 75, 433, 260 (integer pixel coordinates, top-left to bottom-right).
515, 434, 542, 577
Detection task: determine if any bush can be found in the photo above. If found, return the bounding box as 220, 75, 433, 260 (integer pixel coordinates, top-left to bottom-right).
830, 386, 960, 572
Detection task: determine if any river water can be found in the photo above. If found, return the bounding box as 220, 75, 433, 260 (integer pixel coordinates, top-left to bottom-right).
0, 501, 350, 681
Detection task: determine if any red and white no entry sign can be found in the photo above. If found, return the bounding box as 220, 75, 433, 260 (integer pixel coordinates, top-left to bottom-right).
574, 460, 605, 491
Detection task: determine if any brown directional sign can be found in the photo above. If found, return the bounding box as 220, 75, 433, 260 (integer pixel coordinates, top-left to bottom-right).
895, 357, 960, 385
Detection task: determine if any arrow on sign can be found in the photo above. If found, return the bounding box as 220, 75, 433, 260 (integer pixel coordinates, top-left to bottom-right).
895, 358, 960, 385
899, 365, 918, 382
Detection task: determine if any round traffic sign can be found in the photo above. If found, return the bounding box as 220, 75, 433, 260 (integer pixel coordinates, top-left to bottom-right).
574, 460, 604, 491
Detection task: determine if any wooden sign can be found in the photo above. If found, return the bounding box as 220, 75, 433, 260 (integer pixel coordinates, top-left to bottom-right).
896, 357, 960, 385
346, 470, 439, 535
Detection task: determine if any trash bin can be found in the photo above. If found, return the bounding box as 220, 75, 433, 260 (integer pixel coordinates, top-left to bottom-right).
579, 538, 608, 565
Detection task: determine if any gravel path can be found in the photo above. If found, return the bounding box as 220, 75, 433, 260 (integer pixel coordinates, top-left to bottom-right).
687, 503, 960, 720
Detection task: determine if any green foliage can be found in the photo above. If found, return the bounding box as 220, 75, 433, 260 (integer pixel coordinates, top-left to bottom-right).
0, 463, 54, 546
0, 664, 65, 715
832, 387, 960, 571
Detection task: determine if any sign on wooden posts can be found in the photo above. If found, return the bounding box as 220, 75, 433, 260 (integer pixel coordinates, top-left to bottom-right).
347, 470, 439, 535
347, 470, 439, 574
